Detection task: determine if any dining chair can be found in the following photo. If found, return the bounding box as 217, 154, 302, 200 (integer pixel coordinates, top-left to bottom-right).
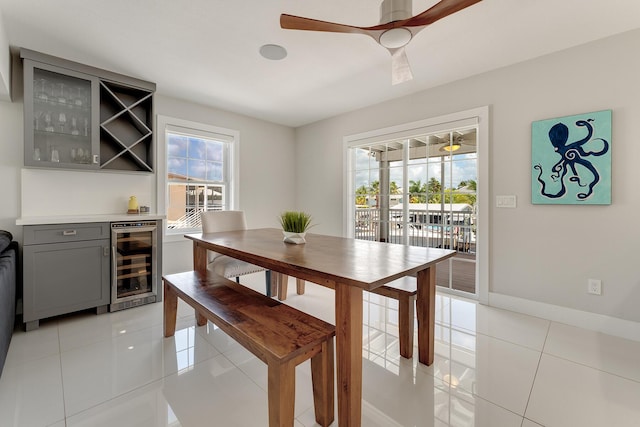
200, 210, 273, 296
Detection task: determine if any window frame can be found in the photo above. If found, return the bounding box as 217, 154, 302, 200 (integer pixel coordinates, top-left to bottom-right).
156, 115, 240, 241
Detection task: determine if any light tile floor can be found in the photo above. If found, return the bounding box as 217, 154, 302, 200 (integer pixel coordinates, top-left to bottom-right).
1, 272, 640, 426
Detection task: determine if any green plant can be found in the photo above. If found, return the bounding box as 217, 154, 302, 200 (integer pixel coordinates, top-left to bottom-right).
278, 211, 313, 233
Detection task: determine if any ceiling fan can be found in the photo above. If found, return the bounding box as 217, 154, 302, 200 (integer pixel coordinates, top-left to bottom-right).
429, 130, 476, 153
280, 0, 483, 85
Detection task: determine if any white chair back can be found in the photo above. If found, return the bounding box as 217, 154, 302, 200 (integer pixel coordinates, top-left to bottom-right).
201, 210, 248, 233
200, 211, 248, 263
200, 210, 270, 294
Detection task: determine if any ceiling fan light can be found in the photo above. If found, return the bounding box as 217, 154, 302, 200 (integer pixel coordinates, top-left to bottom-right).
379, 27, 412, 49
442, 143, 461, 152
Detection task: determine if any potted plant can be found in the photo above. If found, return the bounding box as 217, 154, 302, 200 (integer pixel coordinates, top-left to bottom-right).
278, 211, 313, 244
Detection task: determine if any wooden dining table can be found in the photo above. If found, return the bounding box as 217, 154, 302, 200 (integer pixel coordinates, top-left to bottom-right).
185, 228, 455, 426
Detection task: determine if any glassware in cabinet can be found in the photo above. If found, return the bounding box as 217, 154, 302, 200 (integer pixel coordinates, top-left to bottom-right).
24, 61, 100, 169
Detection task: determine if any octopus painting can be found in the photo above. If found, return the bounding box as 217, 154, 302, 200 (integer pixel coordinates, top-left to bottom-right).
531, 110, 611, 205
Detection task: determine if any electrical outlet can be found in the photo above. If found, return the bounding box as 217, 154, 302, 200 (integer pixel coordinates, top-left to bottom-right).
588, 279, 602, 295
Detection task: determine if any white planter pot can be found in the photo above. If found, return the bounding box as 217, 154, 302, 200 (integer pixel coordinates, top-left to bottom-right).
282, 231, 306, 244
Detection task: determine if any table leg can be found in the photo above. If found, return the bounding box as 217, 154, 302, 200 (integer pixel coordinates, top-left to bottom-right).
193, 241, 209, 326
277, 273, 288, 300
416, 266, 436, 365
193, 241, 207, 274
164, 280, 177, 337
335, 282, 363, 426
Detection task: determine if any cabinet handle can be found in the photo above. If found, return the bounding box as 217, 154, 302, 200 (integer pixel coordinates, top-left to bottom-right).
62, 230, 77, 236
112, 246, 117, 286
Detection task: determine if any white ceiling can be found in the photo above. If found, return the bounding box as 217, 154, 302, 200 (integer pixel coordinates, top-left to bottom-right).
1, 0, 639, 127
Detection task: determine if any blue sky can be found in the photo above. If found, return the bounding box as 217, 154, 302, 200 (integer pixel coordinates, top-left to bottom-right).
167, 134, 224, 181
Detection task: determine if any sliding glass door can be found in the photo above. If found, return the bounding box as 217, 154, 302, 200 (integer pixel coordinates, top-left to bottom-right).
347, 125, 478, 296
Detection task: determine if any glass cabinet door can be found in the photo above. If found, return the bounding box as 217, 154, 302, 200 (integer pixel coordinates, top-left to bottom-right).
24, 61, 100, 169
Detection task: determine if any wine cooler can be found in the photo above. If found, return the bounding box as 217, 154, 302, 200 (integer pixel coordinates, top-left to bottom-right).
110, 221, 161, 311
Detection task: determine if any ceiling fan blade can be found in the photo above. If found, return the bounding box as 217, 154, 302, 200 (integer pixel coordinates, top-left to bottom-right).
281, 14, 374, 36
390, 47, 413, 85
403, 0, 482, 28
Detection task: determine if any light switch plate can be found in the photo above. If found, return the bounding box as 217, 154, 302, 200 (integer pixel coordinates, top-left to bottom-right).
496, 195, 517, 208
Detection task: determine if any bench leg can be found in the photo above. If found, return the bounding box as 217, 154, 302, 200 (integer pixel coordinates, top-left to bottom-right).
164, 280, 178, 337
311, 339, 335, 427
398, 296, 415, 359
296, 279, 305, 295
196, 311, 208, 327
267, 360, 296, 427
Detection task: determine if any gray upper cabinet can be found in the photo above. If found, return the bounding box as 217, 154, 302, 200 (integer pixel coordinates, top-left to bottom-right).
22, 49, 156, 172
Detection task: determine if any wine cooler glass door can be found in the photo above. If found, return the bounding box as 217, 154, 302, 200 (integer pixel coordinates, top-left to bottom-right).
112, 224, 157, 304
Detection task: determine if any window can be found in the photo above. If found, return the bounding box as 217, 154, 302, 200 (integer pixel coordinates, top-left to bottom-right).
157, 116, 239, 235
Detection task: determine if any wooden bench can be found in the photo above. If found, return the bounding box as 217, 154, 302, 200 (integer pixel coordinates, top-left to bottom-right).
163, 271, 335, 427
277, 275, 417, 359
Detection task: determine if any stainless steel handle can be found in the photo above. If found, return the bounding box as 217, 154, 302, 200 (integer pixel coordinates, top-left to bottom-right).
112, 245, 117, 303
62, 230, 77, 236
112, 245, 117, 277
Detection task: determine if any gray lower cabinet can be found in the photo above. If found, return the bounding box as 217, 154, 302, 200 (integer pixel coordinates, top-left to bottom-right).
23, 223, 110, 330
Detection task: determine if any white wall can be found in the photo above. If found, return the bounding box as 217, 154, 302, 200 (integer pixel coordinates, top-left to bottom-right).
0, 9, 10, 101
0, 99, 22, 240
295, 29, 640, 325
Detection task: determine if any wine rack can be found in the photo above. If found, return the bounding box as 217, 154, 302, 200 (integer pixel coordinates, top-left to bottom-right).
100, 81, 154, 172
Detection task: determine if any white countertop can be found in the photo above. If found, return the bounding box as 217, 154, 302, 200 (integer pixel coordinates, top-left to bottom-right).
16, 213, 166, 226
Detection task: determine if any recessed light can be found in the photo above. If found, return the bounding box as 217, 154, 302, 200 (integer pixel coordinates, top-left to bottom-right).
260, 44, 287, 60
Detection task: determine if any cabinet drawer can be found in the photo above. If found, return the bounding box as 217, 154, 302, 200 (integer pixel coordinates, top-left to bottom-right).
24, 222, 109, 245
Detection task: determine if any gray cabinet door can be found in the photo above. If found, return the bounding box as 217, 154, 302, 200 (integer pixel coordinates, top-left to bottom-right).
23, 239, 110, 325
23, 59, 100, 170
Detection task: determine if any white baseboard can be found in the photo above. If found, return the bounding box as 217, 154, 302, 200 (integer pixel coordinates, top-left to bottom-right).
488, 292, 640, 343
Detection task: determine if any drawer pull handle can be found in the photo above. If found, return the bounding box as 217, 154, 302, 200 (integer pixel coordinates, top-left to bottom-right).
63, 230, 77, 236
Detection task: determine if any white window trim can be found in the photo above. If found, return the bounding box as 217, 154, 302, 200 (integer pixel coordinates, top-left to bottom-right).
343, 106, 489, 304
156, 115, 240, 242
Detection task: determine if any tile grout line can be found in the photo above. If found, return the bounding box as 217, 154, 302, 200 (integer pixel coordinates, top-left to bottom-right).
520, 319, 551, 425
55, 321, 69, 426
542, 321, 640, 385
60, 316, 205, 422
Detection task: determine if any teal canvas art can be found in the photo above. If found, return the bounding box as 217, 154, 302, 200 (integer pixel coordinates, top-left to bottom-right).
531, 110, 611, 205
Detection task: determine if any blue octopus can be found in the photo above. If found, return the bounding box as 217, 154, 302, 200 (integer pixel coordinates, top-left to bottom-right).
534, 118, 609, 200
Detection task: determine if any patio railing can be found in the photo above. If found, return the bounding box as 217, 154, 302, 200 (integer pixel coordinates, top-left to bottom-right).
354, 207, 476, 253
